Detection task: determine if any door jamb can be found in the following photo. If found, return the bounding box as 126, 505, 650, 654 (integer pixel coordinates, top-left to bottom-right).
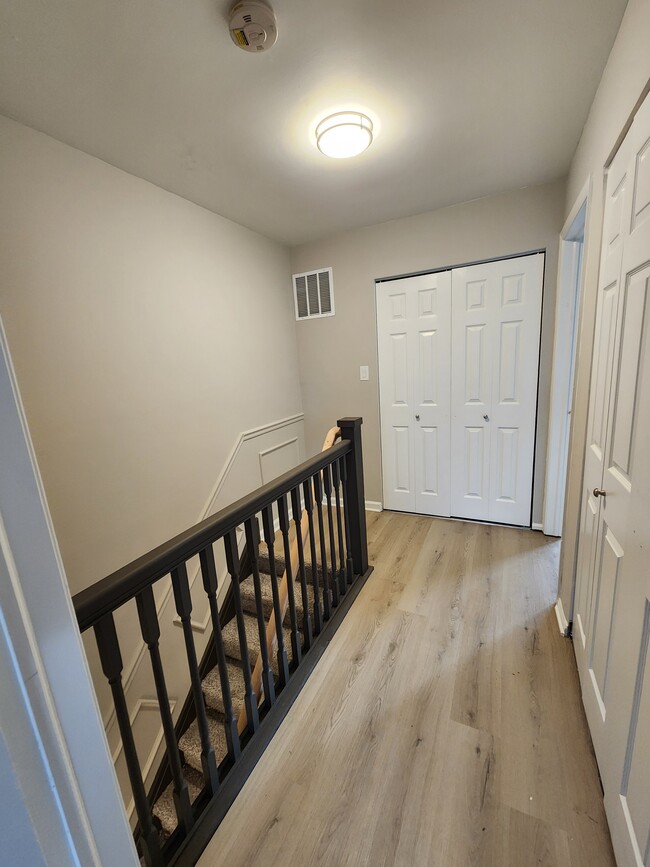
543, 180, 591, 538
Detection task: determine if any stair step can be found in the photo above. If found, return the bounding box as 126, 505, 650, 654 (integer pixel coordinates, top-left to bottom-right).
258, 551, 329, 585
220, 613, 294, 670
152, 768, 203, 838
184, 763, 205, 791
202, 660, 247, 715
221, 613, 262, 666
178, 711, 229, 776
240, 570, 314, 625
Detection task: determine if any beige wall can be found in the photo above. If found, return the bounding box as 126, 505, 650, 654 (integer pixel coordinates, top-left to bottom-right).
291, 179, 566, 523
0, 115, 303, 597
558, 0, 650, 616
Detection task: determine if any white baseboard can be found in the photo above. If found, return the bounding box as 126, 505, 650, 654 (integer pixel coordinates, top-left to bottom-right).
323, 496, 384, 512
555, 597, 569, 636
532, 522, 543, 531
325, 498, 382, 513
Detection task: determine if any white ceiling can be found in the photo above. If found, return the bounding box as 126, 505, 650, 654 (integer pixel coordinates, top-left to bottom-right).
0, 0, 627, 246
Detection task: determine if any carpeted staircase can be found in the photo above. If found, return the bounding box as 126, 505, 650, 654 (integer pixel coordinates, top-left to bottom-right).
150, 538, 323, 839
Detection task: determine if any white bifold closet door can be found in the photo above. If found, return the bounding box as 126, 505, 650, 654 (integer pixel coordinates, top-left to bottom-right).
377, 253, 543, 525
376, 271, 452, 516
450, 255, 544, 525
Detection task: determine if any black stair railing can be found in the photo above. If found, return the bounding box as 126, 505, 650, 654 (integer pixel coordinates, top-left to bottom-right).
73, 417, 371, 867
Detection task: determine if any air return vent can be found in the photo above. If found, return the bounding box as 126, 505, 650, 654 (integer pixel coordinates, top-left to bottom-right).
292, 268, 335, 321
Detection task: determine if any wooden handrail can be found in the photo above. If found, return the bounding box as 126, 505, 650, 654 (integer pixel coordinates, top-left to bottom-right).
237, 426, 341, 734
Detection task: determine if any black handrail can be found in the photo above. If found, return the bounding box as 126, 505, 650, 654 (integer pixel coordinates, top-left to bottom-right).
73, 439, 351, 632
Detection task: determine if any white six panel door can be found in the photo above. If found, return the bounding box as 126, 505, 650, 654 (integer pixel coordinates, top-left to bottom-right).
450, 254, 544, 525
377, 272, 452, 516
573, 130, 628, 666
573, 91, 650, 867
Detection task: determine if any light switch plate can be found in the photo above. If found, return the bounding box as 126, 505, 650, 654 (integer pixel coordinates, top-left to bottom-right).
360, 365, 369, 381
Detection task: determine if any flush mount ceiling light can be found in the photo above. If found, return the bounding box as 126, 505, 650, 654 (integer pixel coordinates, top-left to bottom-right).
315, 111, 374, 159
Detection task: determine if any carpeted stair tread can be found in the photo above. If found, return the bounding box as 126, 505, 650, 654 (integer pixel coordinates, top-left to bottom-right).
221, 614, 295, 672
239, 569, 314, 624
179, 712, 229, 775
220, 614, 263, 666
202, 660, 247, 715
152, 770, 202, 838
257, 550, 329, 585
183, 764, 205, 792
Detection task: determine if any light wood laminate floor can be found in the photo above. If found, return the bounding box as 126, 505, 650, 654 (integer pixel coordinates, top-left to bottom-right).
198, 512, 615, 867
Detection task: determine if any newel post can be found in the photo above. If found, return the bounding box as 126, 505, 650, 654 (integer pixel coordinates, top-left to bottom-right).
338, 417, 368, 576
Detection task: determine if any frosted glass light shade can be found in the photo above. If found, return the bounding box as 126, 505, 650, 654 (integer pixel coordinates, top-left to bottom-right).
316, 112, 373, 159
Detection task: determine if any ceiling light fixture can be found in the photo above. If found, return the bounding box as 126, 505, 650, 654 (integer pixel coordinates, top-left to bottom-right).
315, 111, 374, 159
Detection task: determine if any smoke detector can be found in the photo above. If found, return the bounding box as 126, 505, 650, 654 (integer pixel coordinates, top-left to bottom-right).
229, 0, 278, 53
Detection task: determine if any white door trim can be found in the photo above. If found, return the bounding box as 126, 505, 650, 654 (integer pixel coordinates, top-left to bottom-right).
0, 319, 138, 867
543, 179, 591, 537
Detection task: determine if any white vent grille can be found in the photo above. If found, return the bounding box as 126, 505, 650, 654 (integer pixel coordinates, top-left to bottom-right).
292, 268, 335, 321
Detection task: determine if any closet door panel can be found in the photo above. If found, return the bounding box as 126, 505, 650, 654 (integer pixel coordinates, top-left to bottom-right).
451, 254, 543, 525
450, 268, 492, 521
377, 285, 415, 512
488, 255, 544, 525
377, 272, 451, 516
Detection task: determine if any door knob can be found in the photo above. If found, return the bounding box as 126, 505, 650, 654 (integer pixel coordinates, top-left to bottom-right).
593, 488, 607, 498
483, 414, 490, 422
415, 414, 420, 421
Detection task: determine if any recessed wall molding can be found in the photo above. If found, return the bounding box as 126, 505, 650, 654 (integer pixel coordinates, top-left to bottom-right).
199, 414, 304, 522
259, 437, 300, 486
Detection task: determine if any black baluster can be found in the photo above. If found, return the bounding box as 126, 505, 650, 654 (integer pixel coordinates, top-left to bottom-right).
338, 417, 369, 576
323, 465, 339, 608
291, 486, 313, 651
312, 472, 331, 620
136, 587, 194, 835
199, 545, 240, 761
332, 460, 347, 596
277, 494, 301, 666
261, 506, 290, 687
171, 564, 220, 795
94, 614, 162, 867
303, 480, 322, 634
223, 530, 259, 734
243, 518, 276, 710
339, 455, 355, 584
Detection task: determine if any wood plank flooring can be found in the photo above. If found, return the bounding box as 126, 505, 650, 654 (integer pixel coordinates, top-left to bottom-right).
197, 512, 616, 867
